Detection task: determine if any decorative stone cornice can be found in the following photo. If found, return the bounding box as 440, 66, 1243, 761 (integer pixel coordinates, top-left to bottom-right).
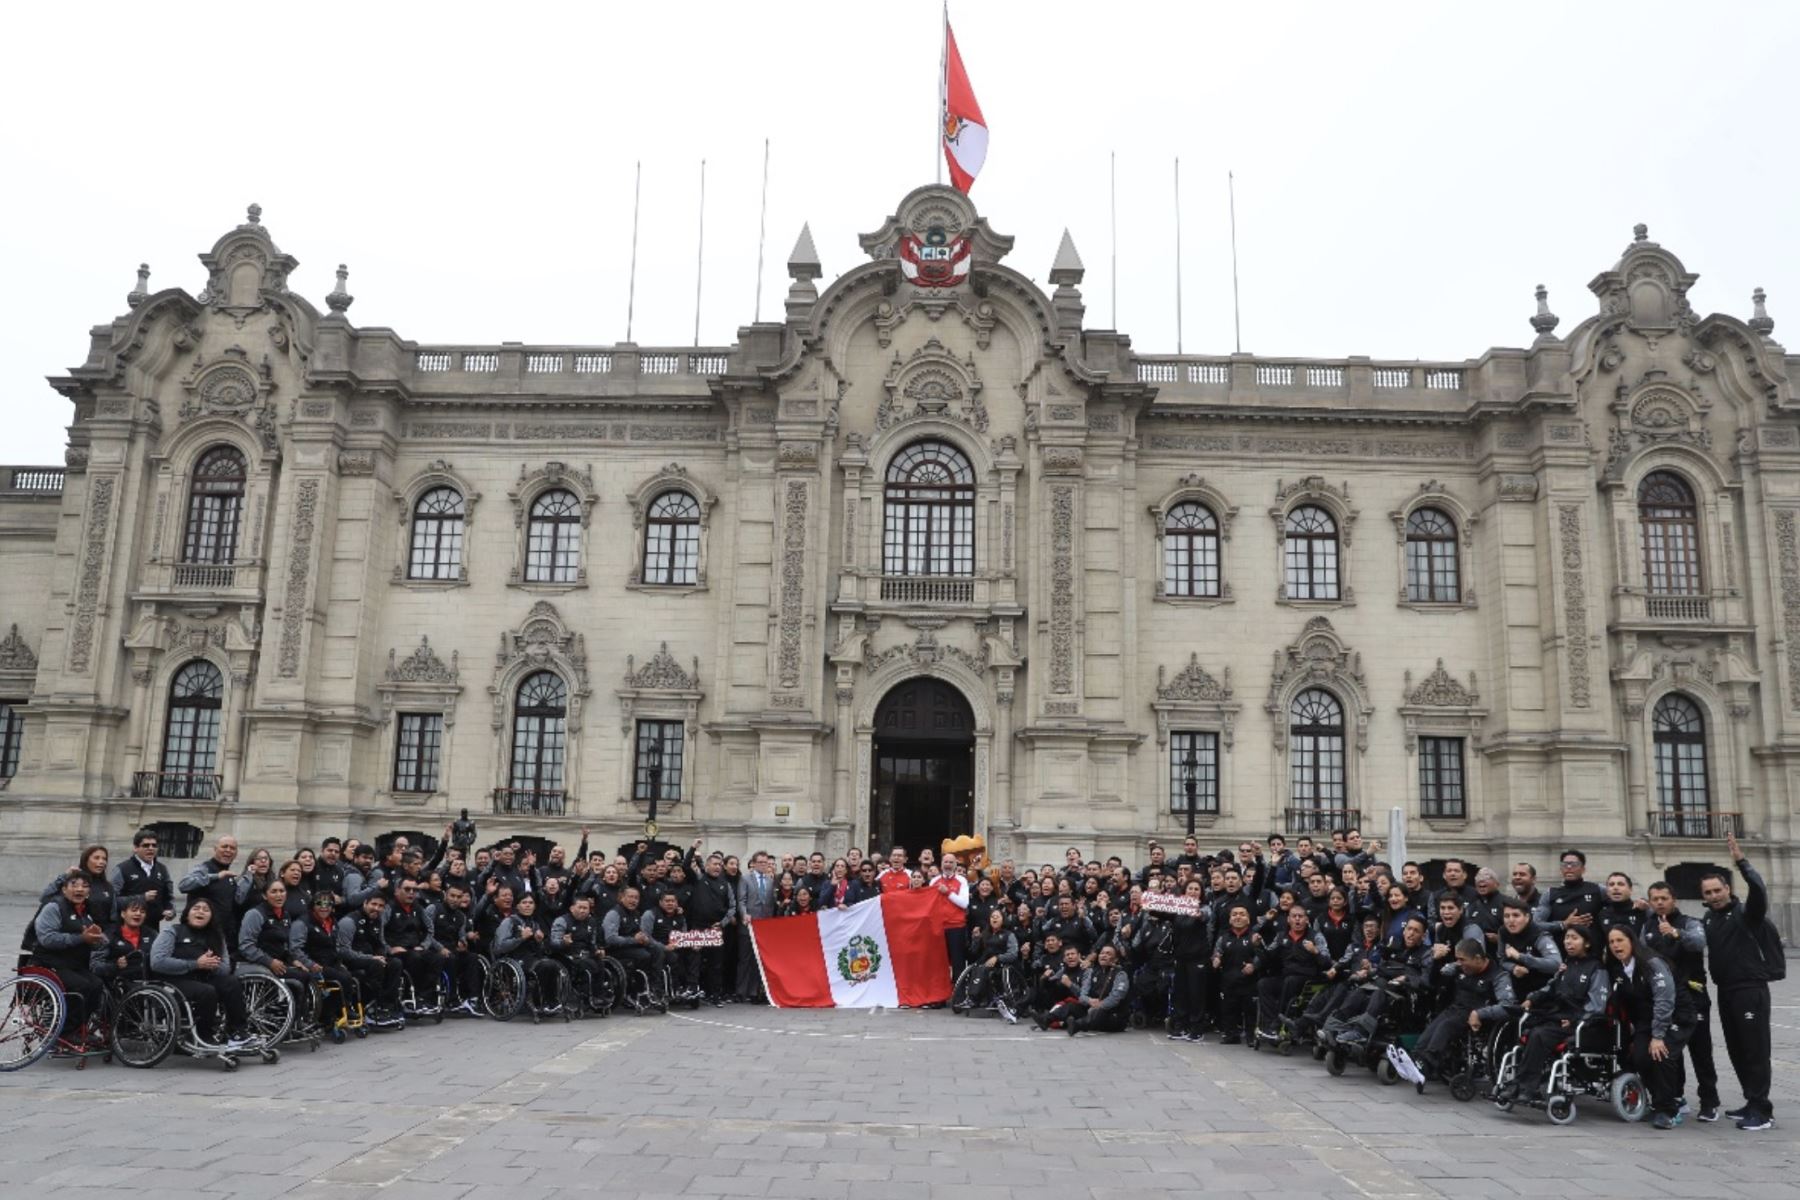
0, 624, 37, 673
1157, 654, 1232, 702
624, 643, 700, 692
386, 635, 458, 685
1404, 660, 1479, 707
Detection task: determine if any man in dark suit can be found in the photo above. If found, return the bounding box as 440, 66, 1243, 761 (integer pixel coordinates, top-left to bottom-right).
735, 851, 777, 1002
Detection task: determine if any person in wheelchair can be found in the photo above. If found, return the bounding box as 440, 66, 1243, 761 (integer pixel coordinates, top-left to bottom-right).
1495, 899, 1563, 996
427, 882, 483, 1016
1329, 915, 1434, 1048
1255, 905, 1330, 1043
1293, 915, 1381, 1043
495, 892, 564, 1009
1414, 938, 1516, 1085
91, 895, 154, 987
150, 897, 253, 1049
1498, 925, 1608, 1104
1604, 924, 1698, 1130
29, 871, 109, 1047
385, 878, 450, 1009
338, 894, 404, 1022
957, 906, 1020, 1015
550, 894, 610, 1013
602, 886, 665, 978
1046, 943, 1131, 1036
290, 892, 356, 1038
643, 890, 702, 1002
236, 878, 301, 983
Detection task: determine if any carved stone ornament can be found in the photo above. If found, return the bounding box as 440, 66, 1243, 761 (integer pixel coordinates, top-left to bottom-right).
1404, 660, 1479, 707
866, 629, 989, 676
67, 476, 116, 673
1497, 474, 1540, 502
1270, 476, 1357, 544
0, 624, 38, 672
1264, 617, 1374, 751
777, 480, 808, 692
877, 337, 988, 434
491, 601, 589, 731
1604, 384, 1713, 478
1558, 505, 1592, 708
387, 635, 459, 685
1157, 654, 1232, 702
1049, 485, 1075, 694
278, 478, 320, 676
624, 643, 701, 692
1776, 510, 1800, 713
507, 461, 597, 529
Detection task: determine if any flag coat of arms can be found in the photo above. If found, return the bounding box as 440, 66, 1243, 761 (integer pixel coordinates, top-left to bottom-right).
750, 889, 963, 1008
940, 17, 988, 193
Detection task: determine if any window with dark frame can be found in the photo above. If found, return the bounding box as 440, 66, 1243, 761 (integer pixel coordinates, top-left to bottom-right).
0, 699, 22, 779
1283, 505, 1340, 600
408, 487, 465, 580
393, 712, 444, 793
1163, 502, 1221, 598
1638, 471, 1703, 595
1652, 693, 1710, 834
1168, 730, 1219, 814
1418, 735, 1466, 819
883, 441, 975, 577
182, 445, 247, 564
524, 489, 582, 583
509, 672, 567, 795
1289, 688, 1346, 813
633, 719, 685, 803
160, 660, 224, 799
643, 490, 701, 586
1404, 507, 1460, 602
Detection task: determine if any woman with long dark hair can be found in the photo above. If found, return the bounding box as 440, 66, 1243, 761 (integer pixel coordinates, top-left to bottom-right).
1605, 923, 1699, 1129
150, 897, 252, 1048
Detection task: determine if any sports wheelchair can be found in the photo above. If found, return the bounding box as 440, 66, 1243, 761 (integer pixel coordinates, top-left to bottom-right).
1251, 980, 1329, 1055
617, 958, 672, 1015
1491, 1015, 1649, 1126
108, 969, 291, 1071
0, 968, 110, 1071
951, 960, 1030, 1020
482, 955, 573, 1024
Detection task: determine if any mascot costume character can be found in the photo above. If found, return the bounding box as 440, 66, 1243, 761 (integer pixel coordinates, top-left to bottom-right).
940, 834, 996, 883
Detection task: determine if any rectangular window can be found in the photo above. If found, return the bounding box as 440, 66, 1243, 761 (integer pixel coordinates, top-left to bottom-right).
0, 700, 23, 779
393, 713, 444, 793
1418, 736, 1466, 819
1168, 731, 1219, 815
633, 719, 685, 802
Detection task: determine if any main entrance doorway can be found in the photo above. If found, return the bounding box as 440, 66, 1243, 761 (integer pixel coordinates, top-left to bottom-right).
870, 678, 974, 857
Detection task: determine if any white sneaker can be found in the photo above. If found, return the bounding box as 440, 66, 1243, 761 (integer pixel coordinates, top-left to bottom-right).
996, 1000, 1018, 1025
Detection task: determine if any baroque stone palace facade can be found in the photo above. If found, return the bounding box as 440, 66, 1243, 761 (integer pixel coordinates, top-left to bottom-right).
0, 187, 1793, 916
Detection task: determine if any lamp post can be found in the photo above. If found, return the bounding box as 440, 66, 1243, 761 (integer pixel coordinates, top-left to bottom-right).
643, 730, 664, 840
1180, 744, 1200, 838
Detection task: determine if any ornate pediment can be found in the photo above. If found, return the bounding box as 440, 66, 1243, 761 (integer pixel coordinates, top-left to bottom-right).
877, 337, 988, 434
1157, 654, 1232, 702
866, 628, 989, 677
499, 601, 587, 684
1404, 660, 1479, 707
387, 635, 459, 685
175, 351, 280, 453
624, 643, 700, 692
0, 624, 37, 673
1267, 617, 1363, 705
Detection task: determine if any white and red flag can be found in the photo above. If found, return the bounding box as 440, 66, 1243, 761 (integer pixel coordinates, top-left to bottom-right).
750, 888, 963, 1008
940, 13, 988, 193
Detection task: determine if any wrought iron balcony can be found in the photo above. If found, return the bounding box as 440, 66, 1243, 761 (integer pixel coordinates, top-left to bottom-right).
492, 787, 567, 816
1283, 807, 1366, 837
131, 771, 224, 801
1646, 809, 1740, 839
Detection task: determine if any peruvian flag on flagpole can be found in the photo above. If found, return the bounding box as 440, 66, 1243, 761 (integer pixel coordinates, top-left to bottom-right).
751, 889, 964, 1008
940, 7, 988, 193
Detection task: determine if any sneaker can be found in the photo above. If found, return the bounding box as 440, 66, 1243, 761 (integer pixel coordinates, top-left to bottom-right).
1652, 1113, 1675, 1130
1737, 1115, 1774, 1132
996, 1000, 1018, 1026
1188, 1031, 1205, 1044
1698, 1106, 1719, 1123
1166, 1030, 1186, 1042
1725, 1105, 1753, 1120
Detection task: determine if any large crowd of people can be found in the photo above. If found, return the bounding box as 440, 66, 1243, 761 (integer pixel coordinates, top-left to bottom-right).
17, 821, 1784, 1132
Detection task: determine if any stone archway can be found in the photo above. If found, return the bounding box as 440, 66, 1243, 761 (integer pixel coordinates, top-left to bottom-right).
868, 677, 976, 859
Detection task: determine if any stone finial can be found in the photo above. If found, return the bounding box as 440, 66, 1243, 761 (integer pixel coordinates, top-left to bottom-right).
1750, 286, 1775, 336
246, 203, 263, 226
787, 223, 822, 282
1049, 228, 1085, 287
1529, 283, 1559, 339
325, 263, 354, 315
126, 263, 151, 309
1632, 222, 1648, 243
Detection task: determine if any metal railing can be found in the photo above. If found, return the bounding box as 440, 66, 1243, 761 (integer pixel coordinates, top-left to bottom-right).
1647, 809, 1739, 839
1283, 807, 1365, 837
132, 771, 224, 801
1645, 595, 1712, 622
172, 562, 239, 590
493, 788, 567, 816
879, 575, 976, 605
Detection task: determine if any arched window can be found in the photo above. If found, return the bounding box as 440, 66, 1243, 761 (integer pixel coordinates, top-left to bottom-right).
1638, 472, 1702, 595
883, 441, 975, 577
408, 487, 465, 580
1652, 694, 1711, 835
1404, 507, 1460, 602
1163, 501, 1220, 598
1283, 505, 1339, 601
182, 446, 247, 564
159, 660, 224, 799
524, 489, 582, 583
1289, 689, 1346, 818
643, 490, 701, 586
507, 671, 567, 810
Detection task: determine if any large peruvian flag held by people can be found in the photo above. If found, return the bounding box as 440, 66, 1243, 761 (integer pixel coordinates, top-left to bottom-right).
751, 889, 963, 1008
940, 14, 988, 193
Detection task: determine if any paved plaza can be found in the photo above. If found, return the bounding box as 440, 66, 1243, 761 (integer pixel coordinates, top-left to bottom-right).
0, 895, 1794, 1200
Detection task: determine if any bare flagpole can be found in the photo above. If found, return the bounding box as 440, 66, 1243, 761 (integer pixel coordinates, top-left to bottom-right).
1228, 169, 1242, 353
753, 139, 770, 322
937, 1, 947, 185
1110, 150, 1118, 328
627, 161, 642, 342
693, 158, 707, 347
1174, 157, 1184, 354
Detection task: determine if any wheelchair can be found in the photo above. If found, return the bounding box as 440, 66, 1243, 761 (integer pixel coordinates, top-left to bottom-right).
618, 959, 672, 1015
109, 976, 283, 1071
951, 960, 1028, 1019
1444, 1010, 1521, 1102
559, 953, 622, 1018
1252, 980, 1328, 1055
397, 961, 448, 1025
1492, 1015, 1649, 1126
1321, 980, 1432, 1082
0, 967, 110, 1071
483, 955, 573, 1024
1127, 960, 1174, 1030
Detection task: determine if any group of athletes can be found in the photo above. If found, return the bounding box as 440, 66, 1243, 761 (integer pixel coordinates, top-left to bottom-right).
18, 821, 1784, 1133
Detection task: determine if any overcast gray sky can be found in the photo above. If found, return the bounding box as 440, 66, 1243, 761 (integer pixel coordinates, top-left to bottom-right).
3, 1, 1795, 463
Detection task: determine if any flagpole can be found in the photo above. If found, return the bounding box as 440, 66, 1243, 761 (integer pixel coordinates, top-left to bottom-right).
937, 1, 947, 185
627, 161, 642, 343
1174, 156, 1184, 355
1109, 150, 1118, 328
693, 158, 706, 347
753, 138, 770, 323
1228, 169, 1242, 353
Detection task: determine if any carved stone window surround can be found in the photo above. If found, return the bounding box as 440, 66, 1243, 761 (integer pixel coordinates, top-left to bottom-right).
615, 643, 704, 807
1151, 654, 1241, 825
1390, 481, 1479, 610
624, 462, 718, 590
374, 636, 463, 806
1148, 474, 1239, 604
487, 602, 590, 809
391, 460, 480, 587
1270, 476, 1358, 606
506, 461, 598, 588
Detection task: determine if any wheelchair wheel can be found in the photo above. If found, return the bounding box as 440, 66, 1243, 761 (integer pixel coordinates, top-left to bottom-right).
1325, 1049, 1347, 1076
1546, 1094, 1577, 1125
241, 972, 297, 1048
1375, 1057, 1399, 1085
1449, 1072, 1477, 1103
111, 987, 178, 1069
950, 966, 977, 1013
484, 959, 525, 1022
0, 975, 65, 1072
1610, 1072, 1649, 1123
